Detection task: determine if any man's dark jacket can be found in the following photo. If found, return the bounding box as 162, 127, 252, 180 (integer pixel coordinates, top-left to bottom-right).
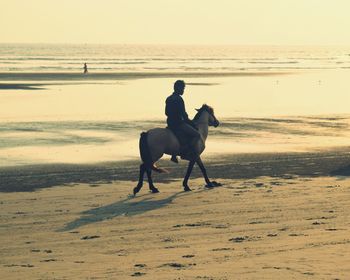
165, 93, 191, 128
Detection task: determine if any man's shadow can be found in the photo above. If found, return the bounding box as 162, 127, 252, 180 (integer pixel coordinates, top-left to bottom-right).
59, 189, 199, 232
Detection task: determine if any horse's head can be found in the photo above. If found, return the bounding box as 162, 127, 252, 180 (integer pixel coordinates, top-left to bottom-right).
195, 104, 220, 127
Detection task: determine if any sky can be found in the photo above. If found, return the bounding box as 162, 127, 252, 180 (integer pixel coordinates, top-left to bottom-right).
1, 0, 350, 45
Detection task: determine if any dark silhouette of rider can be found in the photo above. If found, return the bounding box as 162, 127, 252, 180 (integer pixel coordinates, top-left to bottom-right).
165, 80, 200, 162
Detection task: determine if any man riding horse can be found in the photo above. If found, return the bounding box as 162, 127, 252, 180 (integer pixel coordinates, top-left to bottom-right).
166, 80, 200, 162
133, 80, 221, 195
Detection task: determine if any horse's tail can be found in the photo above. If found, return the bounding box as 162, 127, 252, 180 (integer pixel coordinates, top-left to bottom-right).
139, 132, 168, 174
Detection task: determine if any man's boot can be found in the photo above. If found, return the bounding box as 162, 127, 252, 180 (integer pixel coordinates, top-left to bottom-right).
180, 145, 198, 161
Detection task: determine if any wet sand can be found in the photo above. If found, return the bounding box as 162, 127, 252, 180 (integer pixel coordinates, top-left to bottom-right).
0, 71, 292, 82
1, 148, 350, 192
1, 150, 350, 279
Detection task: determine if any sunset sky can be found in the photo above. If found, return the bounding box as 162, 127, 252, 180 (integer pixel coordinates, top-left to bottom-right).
1, 0, 349, 45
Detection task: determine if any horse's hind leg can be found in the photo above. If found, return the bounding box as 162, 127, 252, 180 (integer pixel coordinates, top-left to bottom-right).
146, 168, 159, 193
133, 164, 146, 195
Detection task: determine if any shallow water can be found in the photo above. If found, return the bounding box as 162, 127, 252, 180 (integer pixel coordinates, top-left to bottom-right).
1, 44, 350, 167
1, 114, 350, 167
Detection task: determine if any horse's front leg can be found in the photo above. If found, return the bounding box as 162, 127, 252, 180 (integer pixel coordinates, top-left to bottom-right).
183, 160, 195, 191
196, 157, 221, 188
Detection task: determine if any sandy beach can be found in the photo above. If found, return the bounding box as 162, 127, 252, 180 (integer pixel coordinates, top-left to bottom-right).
1, 43, 350, 279
2, 0, 350, 277
1, 150, 350, 279
1, 173, 350, 279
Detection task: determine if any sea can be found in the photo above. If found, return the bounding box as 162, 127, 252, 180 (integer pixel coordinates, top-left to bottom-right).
1, 44, 350, 73
1, 44, 350, 167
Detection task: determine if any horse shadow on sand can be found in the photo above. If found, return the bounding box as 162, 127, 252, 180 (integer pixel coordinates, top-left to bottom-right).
59, 188, 206, 232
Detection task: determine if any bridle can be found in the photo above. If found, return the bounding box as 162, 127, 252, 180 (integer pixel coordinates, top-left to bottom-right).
195, 106, 219, 127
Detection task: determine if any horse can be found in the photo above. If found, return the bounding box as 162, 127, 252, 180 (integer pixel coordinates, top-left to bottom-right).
133, 104, 221, 195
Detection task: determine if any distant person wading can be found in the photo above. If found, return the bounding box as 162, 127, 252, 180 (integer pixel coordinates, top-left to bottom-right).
83, 63, 88, 74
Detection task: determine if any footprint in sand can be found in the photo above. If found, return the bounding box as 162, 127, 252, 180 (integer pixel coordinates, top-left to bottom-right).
229, 236, 261, 242
15, 211, 27, 215
324, 185, 341, 188
182, 255, 195, 258
312, 221, 325, 225
271, 181, 283, 186
173, 224, 183, 228
213, 224, 229, 229
289, 233, 308, 237
229, 236, 247, 243
211, 248, 234, 252
131, 272, 146, 277
81, 235, 100, 240
4, 264, 34, 268
161, 263, 196, 269
40, 259, 58, 262
114, 249, 128, 256
249, 221, 264, 225
162, 237, 173, 242
134, 264, 147, 268
185, 222, 211, 227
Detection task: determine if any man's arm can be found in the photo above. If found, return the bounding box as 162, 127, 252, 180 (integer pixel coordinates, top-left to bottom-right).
179, 97, 190, 121
179, 98, 197, 128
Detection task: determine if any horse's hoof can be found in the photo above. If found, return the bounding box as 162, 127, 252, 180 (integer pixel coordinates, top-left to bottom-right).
133, 187, 140, 196
205, 182, 216, 188
184, 186, 192, 192
206, 181, 222, 188
150, 188, 159, 193
212, 181, 222, 187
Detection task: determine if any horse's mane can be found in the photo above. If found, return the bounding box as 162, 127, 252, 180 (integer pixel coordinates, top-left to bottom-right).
193, 104, 214, 121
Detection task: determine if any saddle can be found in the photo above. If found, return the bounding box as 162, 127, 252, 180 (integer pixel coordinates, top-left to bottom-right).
167, 126, 198, 162
167, 127, 189, 146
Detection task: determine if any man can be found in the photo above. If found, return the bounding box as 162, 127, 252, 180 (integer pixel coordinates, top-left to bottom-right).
165, 80, 201, 162
83, 63, 88, 74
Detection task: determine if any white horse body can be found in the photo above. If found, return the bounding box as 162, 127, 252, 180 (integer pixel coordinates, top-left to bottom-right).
133, 105, 220, 195
146, 111, 209, 162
